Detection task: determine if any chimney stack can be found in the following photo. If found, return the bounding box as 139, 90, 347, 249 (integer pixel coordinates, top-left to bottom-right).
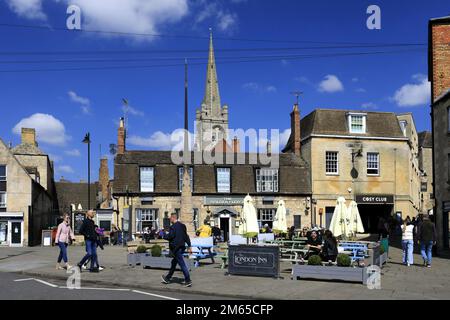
232, 137, 240, 153
290, 104, 301, 157
267, 140, 272, 155
99, 157, 110, 207
21, 128, 37, 146
117, 117, 126, 155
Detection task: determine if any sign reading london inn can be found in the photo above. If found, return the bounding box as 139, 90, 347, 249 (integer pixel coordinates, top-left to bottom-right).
228, 245, 280, 278
355, 195, 395, 205
204, 196, 245, 206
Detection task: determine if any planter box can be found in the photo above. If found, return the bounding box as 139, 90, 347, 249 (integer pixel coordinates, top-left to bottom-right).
142, 255, 192, 271
379, 252, 388, 266
292, 265, 369, 284
127, 253, 148, 267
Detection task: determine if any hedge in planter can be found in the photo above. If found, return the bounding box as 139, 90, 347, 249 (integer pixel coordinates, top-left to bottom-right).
127, 245, 149, 267
308, 255, 322, 266
336, 253, 351, 267
151, 245, 162, 257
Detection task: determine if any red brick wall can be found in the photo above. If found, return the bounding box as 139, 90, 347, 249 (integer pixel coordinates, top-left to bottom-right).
431, 23, 450, 101
291, 105, 301, 157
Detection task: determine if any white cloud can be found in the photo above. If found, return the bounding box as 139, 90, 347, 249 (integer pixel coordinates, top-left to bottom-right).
6, 0, 46, 20
65, 149, 81, 157
392, 75, 431, 107
69, 0, 189, 40
48, 154, 63, 163
56, 165, 74, 174
318, 75, 344, 93
217, 11, 237, 32
352, 77, 359, 83
12, 113, 70, 146
128, 130, 193, 151
266, 86, 277, 93
356, 88, 367, 93
8, 0, 189, 41
242, 82, 277, 93
122, 104, 144, 117
68, 90, 91, 114
195, 1, 238, 33
361, 102, 378, 109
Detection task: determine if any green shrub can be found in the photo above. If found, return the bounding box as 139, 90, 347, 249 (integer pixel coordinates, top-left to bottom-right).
336, 253, 352, 267
307, 255, 322, 266
136, 245, 148, 254
151, 245, 162, 257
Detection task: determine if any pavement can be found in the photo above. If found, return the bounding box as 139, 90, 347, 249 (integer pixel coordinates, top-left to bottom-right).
1, 243, 450, 300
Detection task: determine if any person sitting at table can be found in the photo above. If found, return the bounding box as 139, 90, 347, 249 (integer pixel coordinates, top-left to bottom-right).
305, 230, 322, 259
299, 227, 309, 238
197, 221, 212, 238
321, 230, 339, 263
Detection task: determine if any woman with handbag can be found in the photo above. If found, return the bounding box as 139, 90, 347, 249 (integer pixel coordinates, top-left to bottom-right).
55, 213, 75, 270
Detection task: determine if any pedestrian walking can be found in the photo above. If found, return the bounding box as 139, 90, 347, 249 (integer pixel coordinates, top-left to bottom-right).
161, 213, 192, 287
417, 214, 437, 268
55, 213, 75, 270
77, 210, 100, 273
401, 217, 414, 266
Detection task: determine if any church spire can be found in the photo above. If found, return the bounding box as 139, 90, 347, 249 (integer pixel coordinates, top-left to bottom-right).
202, 29, 221, 116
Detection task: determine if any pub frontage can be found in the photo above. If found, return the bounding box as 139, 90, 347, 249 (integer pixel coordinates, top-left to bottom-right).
113, 149, 312, 240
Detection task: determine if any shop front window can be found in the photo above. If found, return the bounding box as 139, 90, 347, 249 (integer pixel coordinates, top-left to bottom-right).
0, 221, 7, 245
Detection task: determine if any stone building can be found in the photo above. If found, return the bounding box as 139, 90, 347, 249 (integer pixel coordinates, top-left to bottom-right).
283, 109, 423, 233
0, 128, 58, 246
112, 36, 312, 240
418, 131, 434, 213
429, 15, 450, 249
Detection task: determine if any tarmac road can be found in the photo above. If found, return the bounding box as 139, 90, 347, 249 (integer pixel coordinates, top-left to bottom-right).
0, 272, 234, 300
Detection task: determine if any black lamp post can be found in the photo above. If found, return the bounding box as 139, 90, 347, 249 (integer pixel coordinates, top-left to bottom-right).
82, 133, 91, 210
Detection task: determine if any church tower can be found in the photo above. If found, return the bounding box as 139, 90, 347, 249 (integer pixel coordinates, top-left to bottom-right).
195, 31, 229, 151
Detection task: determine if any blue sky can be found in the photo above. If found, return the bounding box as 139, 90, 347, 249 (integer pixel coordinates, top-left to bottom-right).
0, 0, 447, 182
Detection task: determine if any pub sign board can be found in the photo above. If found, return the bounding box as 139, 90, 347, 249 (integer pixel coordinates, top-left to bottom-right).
73, 212, 85, 235
228, 245, 280, 278
355, 195, 394, 205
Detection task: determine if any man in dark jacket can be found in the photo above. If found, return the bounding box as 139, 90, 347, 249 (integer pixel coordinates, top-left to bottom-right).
161, 213, 192, 287
77, 210, 99, 272
417, 214, 437, 268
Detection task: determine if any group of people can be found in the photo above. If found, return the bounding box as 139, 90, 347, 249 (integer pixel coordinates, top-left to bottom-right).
55, 210, 194, 286
196, 221, 222, 244
55, 210, 105, 273
297, 227, 339, 263
401, 213, 437, 267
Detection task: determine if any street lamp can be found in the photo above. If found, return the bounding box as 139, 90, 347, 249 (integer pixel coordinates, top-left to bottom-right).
82, 133, 91, 210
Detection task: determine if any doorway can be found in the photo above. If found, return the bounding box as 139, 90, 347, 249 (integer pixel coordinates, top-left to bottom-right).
325, 207, 335, 229
220, 217, 230, 242
358, 204, 393, 234
10, 221, 22, 246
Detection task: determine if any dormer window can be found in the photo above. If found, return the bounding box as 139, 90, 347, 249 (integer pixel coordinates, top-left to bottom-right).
348, 113, 367, 134
399, 120, 408, 137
